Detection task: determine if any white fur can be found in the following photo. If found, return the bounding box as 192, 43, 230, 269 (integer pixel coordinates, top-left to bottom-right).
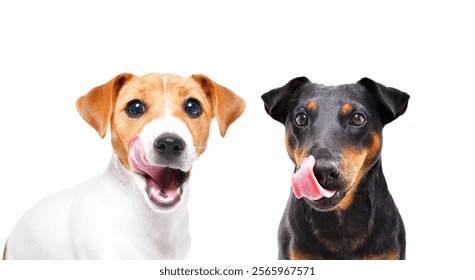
163, 76, 171, 116
6, 116, 197, 260
140, 116, 196, 172
132, 116, 197, 213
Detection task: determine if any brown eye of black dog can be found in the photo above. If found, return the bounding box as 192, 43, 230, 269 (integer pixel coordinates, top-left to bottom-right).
350, 113, 365, 126
295, 113, 308, 126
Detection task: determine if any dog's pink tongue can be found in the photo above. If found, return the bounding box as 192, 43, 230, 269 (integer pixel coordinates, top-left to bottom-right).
291, 156, 336, 200
128, 136, 181, 206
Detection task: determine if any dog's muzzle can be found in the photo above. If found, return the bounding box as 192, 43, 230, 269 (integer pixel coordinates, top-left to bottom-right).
129, 135, 190, 210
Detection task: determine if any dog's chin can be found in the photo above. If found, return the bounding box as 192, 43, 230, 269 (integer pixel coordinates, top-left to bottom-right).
303, 188, 349, 212
132, 170, 190, 213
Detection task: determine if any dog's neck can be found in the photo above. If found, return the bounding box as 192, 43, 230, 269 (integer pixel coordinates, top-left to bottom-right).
102, 155, 191, 258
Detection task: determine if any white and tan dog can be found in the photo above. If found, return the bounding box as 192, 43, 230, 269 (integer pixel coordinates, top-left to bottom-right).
4, 73, 245, 259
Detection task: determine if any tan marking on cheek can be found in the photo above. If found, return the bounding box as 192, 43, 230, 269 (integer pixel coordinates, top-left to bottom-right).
294, 149, 307, 167
338, 147, 366, 211
364, 131, 381, 166
308, 100, 317, 111
337, 185, 357, 211
111, 112, 163, 169
341, 103, 353, 115
289, 249, 321, 260
110, 75, 167, 169
285, 131, 293, 161
338, 131, 382, 211
286, 131, 306, 166
340, 147, 367, 186
111, 126, 129, 169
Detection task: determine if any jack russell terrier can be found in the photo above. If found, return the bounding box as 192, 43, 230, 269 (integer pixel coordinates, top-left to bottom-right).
4, 73, 245, 259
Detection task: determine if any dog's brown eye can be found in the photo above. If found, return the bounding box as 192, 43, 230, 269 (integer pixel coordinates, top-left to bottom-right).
184, 98, 202, 118
350, 113, 365, 126
295, 113, 308, 126
126, 99, 146, 118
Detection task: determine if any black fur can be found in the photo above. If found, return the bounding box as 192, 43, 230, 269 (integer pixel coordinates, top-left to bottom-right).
262, 77, 409, 260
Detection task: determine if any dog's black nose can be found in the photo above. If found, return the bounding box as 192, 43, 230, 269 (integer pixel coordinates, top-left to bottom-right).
314, 160, 339, 187
154, 134, 185, 157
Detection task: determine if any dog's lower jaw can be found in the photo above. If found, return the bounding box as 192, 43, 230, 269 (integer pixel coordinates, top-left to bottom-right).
304, 190, 349, 212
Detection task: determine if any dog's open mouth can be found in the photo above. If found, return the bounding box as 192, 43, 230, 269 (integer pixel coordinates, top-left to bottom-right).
128, 136, 189, 208
143, 167, 188, 207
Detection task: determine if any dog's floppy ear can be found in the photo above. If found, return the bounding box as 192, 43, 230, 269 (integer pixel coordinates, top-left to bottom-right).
192, 74, 246, 137
261, 77, 311, 124
358, 78, 410, 125
76, 73, 133, 138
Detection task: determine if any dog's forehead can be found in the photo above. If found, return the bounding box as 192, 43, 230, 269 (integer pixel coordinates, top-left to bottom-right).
122, 73, 200, 95
297, 83, 368, 105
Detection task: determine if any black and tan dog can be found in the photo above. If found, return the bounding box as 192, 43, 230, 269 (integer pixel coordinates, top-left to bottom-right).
262, 77, 409, 260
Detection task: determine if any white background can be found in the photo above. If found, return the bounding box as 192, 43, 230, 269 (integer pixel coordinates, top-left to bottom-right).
0, 0, 474, 279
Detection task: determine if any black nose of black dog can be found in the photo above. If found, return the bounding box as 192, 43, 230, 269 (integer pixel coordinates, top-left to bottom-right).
154, 133, 185, 157
314, 160, 339, 187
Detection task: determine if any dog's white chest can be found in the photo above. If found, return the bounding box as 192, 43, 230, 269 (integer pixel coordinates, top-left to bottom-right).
6, 157, 190, 260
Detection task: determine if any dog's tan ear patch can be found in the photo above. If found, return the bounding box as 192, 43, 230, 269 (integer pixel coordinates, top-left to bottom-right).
191, 74, 245, 137
76, 73, 133, 138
